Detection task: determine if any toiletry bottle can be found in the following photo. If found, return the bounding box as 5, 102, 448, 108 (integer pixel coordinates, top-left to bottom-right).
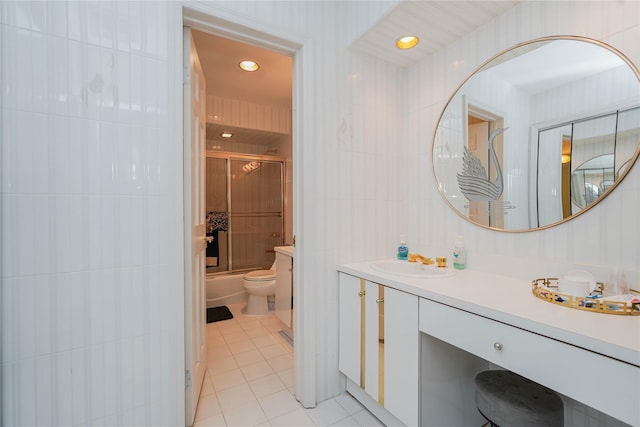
453, 236, 466, 270
397, 236, 409, 261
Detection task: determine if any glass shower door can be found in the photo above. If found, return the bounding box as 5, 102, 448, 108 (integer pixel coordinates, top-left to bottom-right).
230, 159, 284, 270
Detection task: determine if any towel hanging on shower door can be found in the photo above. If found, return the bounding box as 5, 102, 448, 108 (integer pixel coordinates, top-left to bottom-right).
206, 211, 229, 267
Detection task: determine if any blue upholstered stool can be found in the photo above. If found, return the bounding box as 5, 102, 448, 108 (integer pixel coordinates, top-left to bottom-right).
475, 370, 564, 427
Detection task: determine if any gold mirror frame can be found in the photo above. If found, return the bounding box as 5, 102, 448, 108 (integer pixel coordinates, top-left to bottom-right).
432, 36, 640, 232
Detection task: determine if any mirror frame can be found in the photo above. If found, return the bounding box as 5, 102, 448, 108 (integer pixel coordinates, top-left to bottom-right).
432, 35, 640, 232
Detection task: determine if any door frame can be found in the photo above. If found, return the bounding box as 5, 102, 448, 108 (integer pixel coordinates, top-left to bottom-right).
168, 1, 318, 417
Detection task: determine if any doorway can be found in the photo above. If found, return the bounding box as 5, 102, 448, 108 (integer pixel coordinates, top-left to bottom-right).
465, 102, 505, 228
177, 5, 318, 422
180, 4, 316, 424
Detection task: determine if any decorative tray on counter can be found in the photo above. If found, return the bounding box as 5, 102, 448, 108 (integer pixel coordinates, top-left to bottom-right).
532, 278, 640, 316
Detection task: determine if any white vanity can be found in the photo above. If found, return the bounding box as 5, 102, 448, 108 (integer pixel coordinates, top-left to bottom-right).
275, 246, 294, 340
337, 261, 640, 426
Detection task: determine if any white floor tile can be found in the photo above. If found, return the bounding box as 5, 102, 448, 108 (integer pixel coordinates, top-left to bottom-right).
245, 326, 272, 338
333, 393, 365, 416
239, 319, 266, 331
306, 398, 350, 427
240, 360, 274, 382
221, 398, 267, 427
207, 335, 227, 348
268, 407, 315, 426
222, 331, 251, 344
351, 408, 385, 427
197, 310, 390, 427
266, 354, 293, 373
194, 394, 222, 422
258, 389, 302, 420
193, 412, 227, 427
233, 348, 265, 367
251, 333, 281, 348
212, 368, 247, 393
218, 323, 244, 336
207, 356, 239, 376
207, 345, 234, 362
249, 373, 286, 398
276, 368, 295, 389
329, 416, 360, 427
228, 339, 257, 355
200, 370, 215, 398
259, 343, 288, 359
216, 383, 255, 413
206, 328, 223, 341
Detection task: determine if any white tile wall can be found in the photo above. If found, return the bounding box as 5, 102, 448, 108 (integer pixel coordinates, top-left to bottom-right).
1, 1, 180, 426
3, 1, 638, 425
207, 95, 291, 134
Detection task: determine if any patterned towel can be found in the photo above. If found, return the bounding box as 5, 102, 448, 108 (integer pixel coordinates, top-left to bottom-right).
207, 211, 229, 233
206, 212, 228, 267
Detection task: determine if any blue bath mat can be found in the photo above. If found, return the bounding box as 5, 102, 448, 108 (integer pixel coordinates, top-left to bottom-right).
206, 306, 234, 323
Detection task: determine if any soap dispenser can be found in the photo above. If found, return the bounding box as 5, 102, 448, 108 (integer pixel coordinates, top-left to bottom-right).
397, 236, 409, 261
453, 235, 466, 270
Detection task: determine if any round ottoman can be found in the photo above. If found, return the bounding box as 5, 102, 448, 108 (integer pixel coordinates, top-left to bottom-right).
475, 370, 563, 427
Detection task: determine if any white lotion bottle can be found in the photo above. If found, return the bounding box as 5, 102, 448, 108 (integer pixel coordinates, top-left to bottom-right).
453, 236, 466, 270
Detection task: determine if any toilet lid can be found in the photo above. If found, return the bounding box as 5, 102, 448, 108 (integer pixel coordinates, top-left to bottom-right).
244, 270, 276, 281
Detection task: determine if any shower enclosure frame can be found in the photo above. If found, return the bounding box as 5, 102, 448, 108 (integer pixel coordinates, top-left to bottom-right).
205, 150, 287, 275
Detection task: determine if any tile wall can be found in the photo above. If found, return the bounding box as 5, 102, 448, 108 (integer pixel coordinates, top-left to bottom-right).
0, 0, 402, 423
3, 1, 637, 425
1, 2, 182, 425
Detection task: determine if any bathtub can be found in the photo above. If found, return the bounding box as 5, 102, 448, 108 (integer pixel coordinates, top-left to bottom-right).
206, 273, 248, 308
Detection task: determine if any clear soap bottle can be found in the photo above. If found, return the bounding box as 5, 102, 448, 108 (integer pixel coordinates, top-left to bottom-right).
453, 236, 466, 270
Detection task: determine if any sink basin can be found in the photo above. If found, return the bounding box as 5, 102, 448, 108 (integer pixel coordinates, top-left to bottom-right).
370, 260, 456, 278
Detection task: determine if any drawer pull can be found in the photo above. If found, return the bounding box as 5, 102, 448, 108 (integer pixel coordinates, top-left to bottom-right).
493, 342, 503, 351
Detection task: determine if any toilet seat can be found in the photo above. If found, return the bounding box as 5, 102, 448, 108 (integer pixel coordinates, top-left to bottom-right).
244, 270, 275, 281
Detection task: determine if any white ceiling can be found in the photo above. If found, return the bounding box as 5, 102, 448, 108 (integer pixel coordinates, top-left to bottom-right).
192, 29, 293, 108
350, 1, 520, 67
486, 40, 628, 94
191, 1, 521, 119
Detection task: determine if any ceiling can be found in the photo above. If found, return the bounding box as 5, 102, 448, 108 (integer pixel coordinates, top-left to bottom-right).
192, 29, 293, 108
191, 1, 520, 117
350, 1, 520, 67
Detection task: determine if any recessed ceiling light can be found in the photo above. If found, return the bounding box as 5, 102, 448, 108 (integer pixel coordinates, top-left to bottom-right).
220, 132, 233, 138
238, 60, 259, 72
396, 36, 419, 50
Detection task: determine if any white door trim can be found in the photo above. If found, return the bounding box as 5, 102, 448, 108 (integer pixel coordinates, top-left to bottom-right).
169, 1, 318, 410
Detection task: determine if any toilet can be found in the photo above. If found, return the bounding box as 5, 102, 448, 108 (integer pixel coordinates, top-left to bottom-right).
242, 262, 276, 315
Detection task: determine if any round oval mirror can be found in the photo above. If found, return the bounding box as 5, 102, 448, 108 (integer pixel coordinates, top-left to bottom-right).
432, 36, 640, 231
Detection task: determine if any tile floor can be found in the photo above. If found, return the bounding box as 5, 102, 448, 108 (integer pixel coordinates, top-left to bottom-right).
194, 303, 384, 427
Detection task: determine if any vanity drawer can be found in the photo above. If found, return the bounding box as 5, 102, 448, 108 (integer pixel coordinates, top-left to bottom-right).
419, 298, 639, 426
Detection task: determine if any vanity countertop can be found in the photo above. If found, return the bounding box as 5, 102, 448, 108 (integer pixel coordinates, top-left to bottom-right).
337, 260, 640, 367
274, 246, 294, 257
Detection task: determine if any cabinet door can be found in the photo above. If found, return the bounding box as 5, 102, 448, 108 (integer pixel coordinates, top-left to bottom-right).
338, 273, 363, 385
275, 253, 292, 328
384, 287, 419, 427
